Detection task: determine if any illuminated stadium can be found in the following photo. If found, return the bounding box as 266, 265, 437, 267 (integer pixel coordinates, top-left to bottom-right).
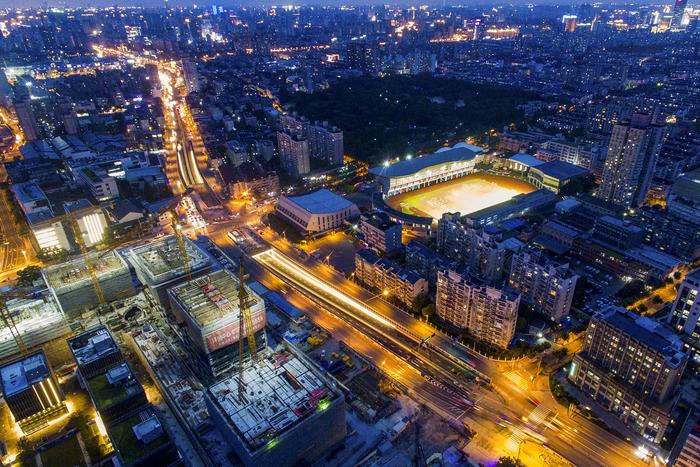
370, 144, 535, 221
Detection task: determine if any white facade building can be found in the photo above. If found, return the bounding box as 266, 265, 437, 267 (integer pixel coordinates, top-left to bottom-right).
275, 189, 359, 235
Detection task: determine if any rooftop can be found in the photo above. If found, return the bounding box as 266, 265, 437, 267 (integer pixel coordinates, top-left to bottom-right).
532, 159, 589, 180
127, 236, 210, 283
86, 363, 142, 410
0, 351, 51, 397
208, 349, 336, 451
597, 307, 685, 362
168, 269, 263, 331
12, 181, 48, 204
284, 188, 355, 214
68, 327, 119, 367
671, 168, 700, 205
370, 146, 478, 178
43, 250, 129, 288
110, 410, 170, 466
509, 153, 545, 168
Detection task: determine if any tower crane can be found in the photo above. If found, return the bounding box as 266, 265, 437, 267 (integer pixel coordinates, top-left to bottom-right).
237, 262, 258, 398
0, 289, 35, 355
169, 210, 191, 280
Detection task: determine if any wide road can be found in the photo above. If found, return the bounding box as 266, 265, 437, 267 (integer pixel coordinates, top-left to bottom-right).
206, 223, 651, 467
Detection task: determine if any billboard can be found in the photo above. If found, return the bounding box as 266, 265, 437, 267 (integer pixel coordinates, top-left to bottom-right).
205, 309, 266, 352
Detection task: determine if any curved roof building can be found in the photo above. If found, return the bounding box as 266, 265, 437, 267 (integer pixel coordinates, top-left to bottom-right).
370, 145, 483, 196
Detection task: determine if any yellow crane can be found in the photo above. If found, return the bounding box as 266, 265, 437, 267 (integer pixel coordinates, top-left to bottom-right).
169, 210, 191, 279
237, 262, 258, 398
0, 289, 31, 355
69, 215, 106, 310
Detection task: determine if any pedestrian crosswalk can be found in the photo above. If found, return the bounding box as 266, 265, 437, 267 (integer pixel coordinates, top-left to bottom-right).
503, 370, 528, 389
505, 403, 551, 453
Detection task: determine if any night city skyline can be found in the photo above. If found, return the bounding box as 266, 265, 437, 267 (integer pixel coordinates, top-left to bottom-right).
0, 2, 699, 467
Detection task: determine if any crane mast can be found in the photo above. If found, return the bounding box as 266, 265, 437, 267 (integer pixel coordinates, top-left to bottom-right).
237, 262, 258, 398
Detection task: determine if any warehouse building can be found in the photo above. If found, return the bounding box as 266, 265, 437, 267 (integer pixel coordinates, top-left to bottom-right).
275, 188, 359, 235
168, 269, 267, 383
43, 250, 135, 318
206, 347, 346, 467
0, 350, 68, 434
126, 236, 212, 307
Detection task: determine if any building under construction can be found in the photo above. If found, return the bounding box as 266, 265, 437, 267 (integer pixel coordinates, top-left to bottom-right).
206, 347, 346, 467
125, 236, 212, 308
168, 269, 267, 384
0, 350, 68, 434
42, 250, 135, 318
0, 293, 71, 360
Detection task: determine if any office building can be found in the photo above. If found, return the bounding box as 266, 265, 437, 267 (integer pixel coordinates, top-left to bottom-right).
69, 327, 124, 379
355, 249, 428, 308
275, 189, 359, 235
570, 307, 687, 443
84, 362, 147, 423
276, 131, 310, 176
668, 269, 700, 338
597, 113, 665, 209
126, 236, 213, 308
168, 269, 267, 383
508, 248, 579, 322
0, 294, 70, 360
206, 346, 346, 467
592, 215, 644, 251
108, 407, 181, 466
359, 210, 402, 256
0, 350, 67, 433
43, 251, 135, 318
436, 269, 520, 348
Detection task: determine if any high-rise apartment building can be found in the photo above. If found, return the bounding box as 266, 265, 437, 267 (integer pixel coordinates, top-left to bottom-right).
437, 213, 517, 283
671, 0, 688, 29
508, 249, 579, 322
279, 113, 344, 166
597, 113, 665, 209
668, 268, 700, 338
359, 210, 402, 256
276, 131, 310, 176
570, 307, 687, 443
13, 92, 40, 142
436, 269, 520, 348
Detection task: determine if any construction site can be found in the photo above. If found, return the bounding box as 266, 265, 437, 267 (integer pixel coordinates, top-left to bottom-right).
206, 346, 346, 467
42, 250, 135, 318
167, 269, 267, 383
0, 294, 71, 360
126, 236, 212, 308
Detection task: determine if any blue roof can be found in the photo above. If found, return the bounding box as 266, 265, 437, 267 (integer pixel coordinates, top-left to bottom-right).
286, 188, 354, 214
509, 153, 545, 167
370, 147, 478, 178
533, 160, 589, 180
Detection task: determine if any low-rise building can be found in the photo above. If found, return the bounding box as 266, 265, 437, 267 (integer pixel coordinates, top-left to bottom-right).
436, 269, 520, 349
275, 189, 359, 235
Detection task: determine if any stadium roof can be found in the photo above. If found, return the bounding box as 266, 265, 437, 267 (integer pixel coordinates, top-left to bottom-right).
285, 188, 354, 214
369, 147, 478, 178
